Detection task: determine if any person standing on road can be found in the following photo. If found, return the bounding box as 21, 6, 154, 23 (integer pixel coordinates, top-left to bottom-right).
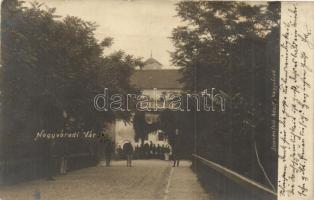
46, 140, 56, 180
123, 142, 134, 167
104, 138, 114, 167
172, 129, 182, 167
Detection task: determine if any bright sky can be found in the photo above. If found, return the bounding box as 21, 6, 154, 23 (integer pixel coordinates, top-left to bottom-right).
24, 0, 181, 67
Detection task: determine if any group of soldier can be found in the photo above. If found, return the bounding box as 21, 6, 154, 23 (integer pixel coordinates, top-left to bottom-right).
116, 142, 171, 160
102, 129, 182, 167
102, 139, 172, 167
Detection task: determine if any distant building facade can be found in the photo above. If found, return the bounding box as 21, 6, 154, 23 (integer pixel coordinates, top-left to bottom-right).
114, 57, 183, 148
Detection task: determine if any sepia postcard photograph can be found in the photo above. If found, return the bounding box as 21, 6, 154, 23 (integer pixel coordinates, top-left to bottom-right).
0, 1, 313, 200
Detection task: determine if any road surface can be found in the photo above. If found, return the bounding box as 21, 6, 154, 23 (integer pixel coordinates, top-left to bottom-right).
0, 160, 211, 200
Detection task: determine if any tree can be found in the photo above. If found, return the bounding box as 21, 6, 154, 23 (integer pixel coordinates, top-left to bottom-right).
0, 0, 141, 157
133, 111, 160, 145
171, 1, 280, 186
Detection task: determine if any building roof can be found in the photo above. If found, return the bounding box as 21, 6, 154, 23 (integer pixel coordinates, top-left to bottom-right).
130, 69, 183, 89
142, 57, 163, 70
143, 58, 162, 66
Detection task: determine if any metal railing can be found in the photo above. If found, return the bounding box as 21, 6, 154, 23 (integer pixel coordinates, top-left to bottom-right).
192, 154, 277, 198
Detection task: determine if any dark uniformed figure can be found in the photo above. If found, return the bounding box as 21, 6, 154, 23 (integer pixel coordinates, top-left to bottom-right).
104, 139, 114, 167
123, 142, 134, 167
172, 129, 182, 167
46, 140, 56, 180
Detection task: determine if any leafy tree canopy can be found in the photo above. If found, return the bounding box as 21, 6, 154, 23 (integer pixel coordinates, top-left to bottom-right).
1, 0, 141, 136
